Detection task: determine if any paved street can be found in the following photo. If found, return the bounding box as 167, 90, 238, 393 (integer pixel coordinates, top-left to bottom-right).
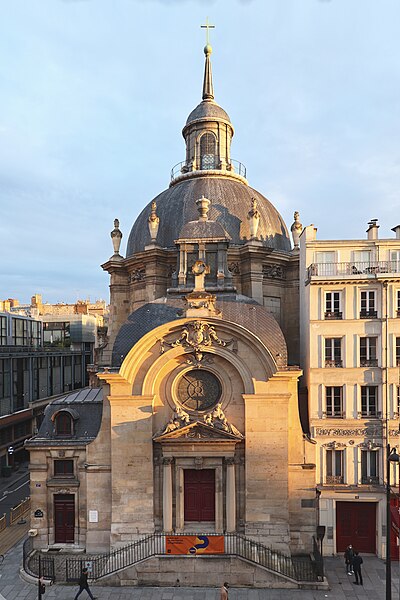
0, 464, 29, 525
0, 540, 398, 600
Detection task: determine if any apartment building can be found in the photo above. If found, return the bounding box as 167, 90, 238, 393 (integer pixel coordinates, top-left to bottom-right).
300, 219, 400, 559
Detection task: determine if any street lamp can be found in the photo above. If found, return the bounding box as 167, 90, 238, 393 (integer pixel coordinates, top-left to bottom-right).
386, 444, 400, 600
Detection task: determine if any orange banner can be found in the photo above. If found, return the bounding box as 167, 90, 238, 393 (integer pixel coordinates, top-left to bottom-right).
166, 535, 224, 555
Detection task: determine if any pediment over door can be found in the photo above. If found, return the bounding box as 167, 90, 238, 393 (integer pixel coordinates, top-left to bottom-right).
154, 421, 243, 443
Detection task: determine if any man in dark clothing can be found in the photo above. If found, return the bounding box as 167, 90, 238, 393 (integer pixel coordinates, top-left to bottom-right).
352, 551, 363, 585
74, 567, 97, 600
344, 544, 354, 574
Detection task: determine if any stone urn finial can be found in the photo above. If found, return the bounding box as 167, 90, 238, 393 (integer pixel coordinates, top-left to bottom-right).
148, 201, 160, 242
196, 195, 210, 221
110, 218, 123, 255
291, 211, 303, 250
247, 198, 260, 239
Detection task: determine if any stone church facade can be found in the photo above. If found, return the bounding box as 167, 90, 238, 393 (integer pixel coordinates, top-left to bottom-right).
26, 42, 318, 584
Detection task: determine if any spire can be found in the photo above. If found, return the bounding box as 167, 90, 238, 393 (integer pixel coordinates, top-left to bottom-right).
202, 43, 214, 101
200, 18, 215, 101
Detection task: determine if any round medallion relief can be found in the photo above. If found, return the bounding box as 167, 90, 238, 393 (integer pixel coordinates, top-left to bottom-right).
176, 369, 222, 412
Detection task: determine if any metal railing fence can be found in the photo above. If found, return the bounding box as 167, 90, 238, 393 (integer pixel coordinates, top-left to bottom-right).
23, 537, 55, 581
24, 532, 322, 584
10, 497, 30, 525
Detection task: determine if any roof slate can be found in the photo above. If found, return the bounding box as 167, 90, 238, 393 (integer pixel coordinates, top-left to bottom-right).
126, 176, 291, 256
26, 387, 103, 447
112, 295, 287, 368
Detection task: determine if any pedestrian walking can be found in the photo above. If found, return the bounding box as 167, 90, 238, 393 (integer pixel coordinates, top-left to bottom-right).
344, 544, 354, 574
352, 550, 363, 585
220, 582, 229, 600
74, 567, 97, 600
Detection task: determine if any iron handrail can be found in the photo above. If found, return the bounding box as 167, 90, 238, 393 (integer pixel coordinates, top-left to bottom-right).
24, 532, 322, 583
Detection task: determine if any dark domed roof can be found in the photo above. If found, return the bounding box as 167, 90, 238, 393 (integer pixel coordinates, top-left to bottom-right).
112, 295, 287, 368
126, 176, 291, 256
179, 219, 229, 240
186, 100, 231, 126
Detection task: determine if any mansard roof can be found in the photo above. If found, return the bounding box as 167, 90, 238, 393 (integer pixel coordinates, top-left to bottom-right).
26, 387, 103, 447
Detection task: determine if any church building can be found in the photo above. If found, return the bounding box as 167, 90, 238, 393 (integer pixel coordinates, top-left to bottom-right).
26, 41, 318, 586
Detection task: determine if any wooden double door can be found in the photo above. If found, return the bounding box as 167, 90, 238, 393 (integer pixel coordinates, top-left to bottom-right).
184, 469, 215, 522
54, 494, 75, 543
336, 501, 376, 554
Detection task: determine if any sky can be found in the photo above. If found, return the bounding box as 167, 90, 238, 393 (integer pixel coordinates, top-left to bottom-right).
0, 0, 399, 304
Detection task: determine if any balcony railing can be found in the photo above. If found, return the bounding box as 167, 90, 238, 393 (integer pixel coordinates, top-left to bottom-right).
360, 358, 378, 367
358, 410, 382, 419
361, 475, 379, 485
170, 158, 247, 181
326, 475, 344, 484
324, 311, 342, 320
360, 310, 377, 319
322, 410, 344, 419
325, 359, 343, 368
308, 260, 400, 279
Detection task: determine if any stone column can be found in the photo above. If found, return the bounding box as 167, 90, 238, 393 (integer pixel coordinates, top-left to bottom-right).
163, 458, 173, 532
226, 458, 236, 532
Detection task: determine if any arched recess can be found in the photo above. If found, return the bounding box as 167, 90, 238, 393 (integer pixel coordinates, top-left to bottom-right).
119, 317, 278, 399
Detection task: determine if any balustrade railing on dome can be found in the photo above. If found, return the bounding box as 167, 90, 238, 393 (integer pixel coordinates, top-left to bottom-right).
170, 159, 247, 181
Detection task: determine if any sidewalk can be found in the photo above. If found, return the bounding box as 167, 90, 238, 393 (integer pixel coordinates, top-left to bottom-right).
0, 462, 30, 556
0, 539, 398, 600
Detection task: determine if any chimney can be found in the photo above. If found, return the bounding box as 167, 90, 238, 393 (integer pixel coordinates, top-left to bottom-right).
366, 219, 379, 240
391, 225, 400, 239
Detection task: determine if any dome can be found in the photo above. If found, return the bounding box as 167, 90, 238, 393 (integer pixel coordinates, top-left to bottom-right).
126, 176, 291, 256
186, 100, 231, 126
178, 219, 229, 240
112, 295, 288, 368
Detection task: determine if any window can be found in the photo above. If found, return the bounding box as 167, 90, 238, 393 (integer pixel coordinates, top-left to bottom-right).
361, 386, 377, 417
0, 359, 10, 403
325, 338, 342, 367
54, 460, 74, 477
361, 450, 379, 484
12, 318, 29, 346
390, 251, 400, 273
353, 250, 372, 272
200, 133, 216, 170
325, 292, 342, 319
325, 386, 343, 418
396, 337, 400, 366
360, 290, 377, 318
43, 321, 70, 348
0, 316, 7, 345
326, 449, 344, 484
315, 252, 336, 276
397, 291, 400, 317
396, 387, 400, 419
55, 412, 73, 435
31, 321, 41, 347
360, 337, 377, 367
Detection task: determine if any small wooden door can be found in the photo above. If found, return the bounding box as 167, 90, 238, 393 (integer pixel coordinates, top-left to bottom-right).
336, 501, 376, 553
184, 469, 215, 521
54, 494, 75, 543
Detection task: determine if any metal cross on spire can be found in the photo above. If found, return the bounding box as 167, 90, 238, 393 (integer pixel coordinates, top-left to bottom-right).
201, 17, 215, 45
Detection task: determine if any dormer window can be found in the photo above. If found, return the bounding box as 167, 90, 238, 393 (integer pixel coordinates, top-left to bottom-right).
55, 411, 73, 436
200, 133, 216, 170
